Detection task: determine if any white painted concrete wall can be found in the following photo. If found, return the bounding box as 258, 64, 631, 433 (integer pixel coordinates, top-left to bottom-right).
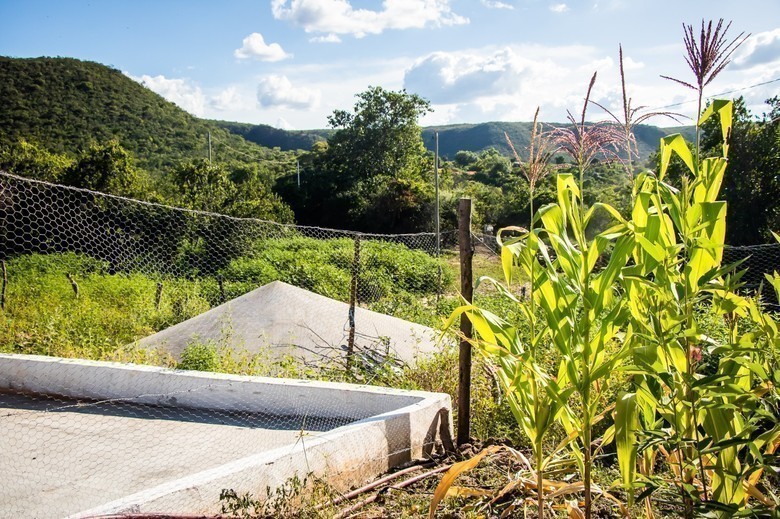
0, 354, 453, 516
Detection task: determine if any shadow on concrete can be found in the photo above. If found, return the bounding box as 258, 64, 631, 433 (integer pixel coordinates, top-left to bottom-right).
0, 390, 351, 432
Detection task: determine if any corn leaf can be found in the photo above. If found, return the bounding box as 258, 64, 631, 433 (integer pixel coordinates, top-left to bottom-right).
698, 99, 733, 157
615, 392, 639, 508
429, 446, 503, 518
660, 134, 695, 180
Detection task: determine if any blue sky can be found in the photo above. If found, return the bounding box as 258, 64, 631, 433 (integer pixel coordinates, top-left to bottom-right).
1, 0, 779, 130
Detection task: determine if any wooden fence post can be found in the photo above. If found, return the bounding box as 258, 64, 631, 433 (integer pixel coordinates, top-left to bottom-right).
155, 281, 164, 311
1, 260, 7, 311
347, 234, 361, 373
458, 198, 474, 446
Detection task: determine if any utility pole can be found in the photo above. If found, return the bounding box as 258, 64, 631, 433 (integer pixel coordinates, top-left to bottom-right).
208, 132, 212, 163
297, 160, 301, 187
434, 131, 440, 256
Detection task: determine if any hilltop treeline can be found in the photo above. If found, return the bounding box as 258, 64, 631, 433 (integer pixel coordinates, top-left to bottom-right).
1, 57, 777, 242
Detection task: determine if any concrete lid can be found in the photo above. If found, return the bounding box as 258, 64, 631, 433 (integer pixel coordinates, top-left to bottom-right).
134, 281, 439, 368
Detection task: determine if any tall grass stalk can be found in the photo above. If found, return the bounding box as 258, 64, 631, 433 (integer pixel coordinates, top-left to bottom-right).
656, 19, 748, 511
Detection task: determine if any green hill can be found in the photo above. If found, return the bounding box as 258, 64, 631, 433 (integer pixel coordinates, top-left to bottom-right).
0, 56, 293, 176
422, 121, 695, 161
0, 55, 693, 188
221, 118, 694, 161
212, 120, 330, 152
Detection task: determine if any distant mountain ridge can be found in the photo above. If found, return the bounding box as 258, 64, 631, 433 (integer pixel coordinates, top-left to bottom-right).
219, 119, 695, 161
0, 56, 692, 172
213, 120, 331, 153
421, 121, 695, 161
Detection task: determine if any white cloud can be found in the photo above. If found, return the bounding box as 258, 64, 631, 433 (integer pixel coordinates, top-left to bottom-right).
732, 29, 780, 69
209, 86, 252, 111
234, 32, 292, 61
127, 73, 206, 116
404, 48, 523, 104
257, 74, 321, 110
276, 117, 296, 130
621, 55, 645, 71
402, 44, 677, 125
481, 0, 514, 9
549, 3, 569, 13
271, 0, 468, 38
310, 33, 342, 43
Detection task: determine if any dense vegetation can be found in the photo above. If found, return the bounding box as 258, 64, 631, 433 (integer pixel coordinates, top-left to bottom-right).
0, 57, 295, 175
275, 87, 438, 233
213, 120, 329, 152
702, 96, 780, 244
0, 238, 451, 359
0, 57, 298, 221
216, 113, 693, 161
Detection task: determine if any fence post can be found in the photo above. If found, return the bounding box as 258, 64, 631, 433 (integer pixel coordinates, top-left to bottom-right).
217, 275, 226, 304
458, 198, 473, 446
1, 260, 7, 311
347, 234, 361, 373
154, 282, 164, 311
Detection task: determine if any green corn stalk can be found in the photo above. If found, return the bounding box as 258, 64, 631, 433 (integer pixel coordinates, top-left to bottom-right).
620, 98, 780, 516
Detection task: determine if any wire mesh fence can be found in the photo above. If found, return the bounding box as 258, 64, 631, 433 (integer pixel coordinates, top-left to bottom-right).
473, 230, 780, 310
724, 243, 780, 311
3, 169, 778, 517
0, 171, 451, 367
0, 171, 454, 517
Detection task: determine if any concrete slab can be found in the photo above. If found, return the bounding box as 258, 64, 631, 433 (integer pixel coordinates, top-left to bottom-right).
134, 281, 439, 368
0, 354, 452, 518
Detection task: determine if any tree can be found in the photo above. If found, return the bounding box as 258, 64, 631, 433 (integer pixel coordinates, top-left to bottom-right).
454, 150, 479, 168
0, 139, 74, 181
326, 86, 431, 183
472, 148, 511, 186
700, 96, 780, 244
171, 160, 235, 212
61, 139, 141, 196
283, 86, 434, 232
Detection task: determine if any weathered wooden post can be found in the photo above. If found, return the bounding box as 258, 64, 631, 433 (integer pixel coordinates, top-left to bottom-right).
154, 281, 164, 311
1, 260, 7, 311
347, 234, 361, 373
457, 198, 473, 446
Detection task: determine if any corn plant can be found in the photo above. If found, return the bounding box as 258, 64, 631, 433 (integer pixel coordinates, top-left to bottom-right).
431, 20, 780, 519
438, 75, 632, 518
619, 101, 780, 516
441, 109, 560, 518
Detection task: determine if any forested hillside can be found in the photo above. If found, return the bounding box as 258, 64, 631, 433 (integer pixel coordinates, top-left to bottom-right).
0, 57, 294, 176
217, 116, 694, 159
0, 56, 296, 222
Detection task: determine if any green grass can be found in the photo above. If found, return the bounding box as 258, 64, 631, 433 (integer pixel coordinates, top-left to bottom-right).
0, 236, 464, 362
0, 246, 533, 516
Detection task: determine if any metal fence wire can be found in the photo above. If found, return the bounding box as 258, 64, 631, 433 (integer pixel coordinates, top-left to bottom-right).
472, 231, 780, 310
0, 170, 453, 518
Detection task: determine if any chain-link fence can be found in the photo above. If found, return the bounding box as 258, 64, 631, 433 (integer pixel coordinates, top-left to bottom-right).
473, 231, 780, 310
0, 171, 454, 517
724, 243, 780, 311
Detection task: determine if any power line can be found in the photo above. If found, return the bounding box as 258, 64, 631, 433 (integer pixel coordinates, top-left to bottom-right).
653, 77, 780, 110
